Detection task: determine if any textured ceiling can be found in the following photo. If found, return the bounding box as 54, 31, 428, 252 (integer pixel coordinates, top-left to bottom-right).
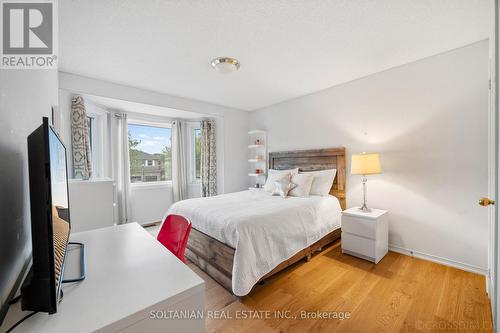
59, 0, 492, 111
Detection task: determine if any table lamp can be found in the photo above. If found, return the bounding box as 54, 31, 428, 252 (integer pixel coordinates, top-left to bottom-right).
351, 152, 381, 212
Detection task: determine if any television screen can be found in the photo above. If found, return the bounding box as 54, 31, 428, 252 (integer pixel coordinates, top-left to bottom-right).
48, 126, 70, 295
21, 117, 70, 314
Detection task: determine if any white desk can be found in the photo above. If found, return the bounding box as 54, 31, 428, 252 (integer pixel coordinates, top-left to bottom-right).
2, 223, 205, 333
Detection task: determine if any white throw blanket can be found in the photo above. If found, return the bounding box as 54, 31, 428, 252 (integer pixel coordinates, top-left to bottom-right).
164, 190, 342, 296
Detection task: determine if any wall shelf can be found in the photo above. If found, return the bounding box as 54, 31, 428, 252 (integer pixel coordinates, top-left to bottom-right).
248, 144, 265, 149
248, 187, 263, 191
248, 130, 267, 189
248, 129, 266, 135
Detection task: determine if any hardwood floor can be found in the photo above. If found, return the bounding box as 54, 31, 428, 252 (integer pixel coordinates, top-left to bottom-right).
187, 240, 493, 333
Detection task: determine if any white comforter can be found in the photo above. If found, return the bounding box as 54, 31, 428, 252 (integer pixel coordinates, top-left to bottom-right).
164, 190, 342, 296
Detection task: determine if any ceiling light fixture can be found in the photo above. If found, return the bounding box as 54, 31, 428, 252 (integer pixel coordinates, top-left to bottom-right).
211, 57, 240, 74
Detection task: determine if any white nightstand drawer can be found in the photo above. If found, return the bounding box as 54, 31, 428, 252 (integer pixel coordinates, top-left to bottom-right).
341, 208, 388, 264
342, 215, 376, 239
341, 232, 376, 259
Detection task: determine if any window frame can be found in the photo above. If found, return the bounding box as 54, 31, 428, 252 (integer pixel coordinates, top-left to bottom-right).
86, 115, 94, 152
127, 119, 173, 188
85, 104, 108, 179
187, 121, 202, 184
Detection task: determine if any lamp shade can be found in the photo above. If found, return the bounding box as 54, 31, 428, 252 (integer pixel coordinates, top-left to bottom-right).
351, 153, 381, 175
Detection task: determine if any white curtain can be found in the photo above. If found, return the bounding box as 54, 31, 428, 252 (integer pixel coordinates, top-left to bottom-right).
201, 119, 217, 197
172, 120, 188, 202
112, 113, 131, 224
71, 95, 92, 179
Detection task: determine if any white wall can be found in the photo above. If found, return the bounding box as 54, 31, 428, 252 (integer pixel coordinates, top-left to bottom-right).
58, 73, 249, 224
129, 185, 173, 223
250, 40, 490, 273
0, 70, 58, 314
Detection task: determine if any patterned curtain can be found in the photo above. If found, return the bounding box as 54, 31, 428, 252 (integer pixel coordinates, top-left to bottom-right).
71, 96, 92, 179
201, 120, 217, 197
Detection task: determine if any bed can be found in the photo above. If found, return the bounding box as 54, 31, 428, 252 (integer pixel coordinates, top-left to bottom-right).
166, 147, 346, 296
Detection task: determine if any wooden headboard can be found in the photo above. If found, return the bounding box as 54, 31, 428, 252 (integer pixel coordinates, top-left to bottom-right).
269, 147, 346, 209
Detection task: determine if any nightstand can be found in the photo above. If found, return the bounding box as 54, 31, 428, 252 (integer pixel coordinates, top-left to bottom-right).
341, 207, 388, 263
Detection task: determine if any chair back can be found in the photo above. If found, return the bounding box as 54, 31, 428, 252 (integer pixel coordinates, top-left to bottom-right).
157, 214, 192, 263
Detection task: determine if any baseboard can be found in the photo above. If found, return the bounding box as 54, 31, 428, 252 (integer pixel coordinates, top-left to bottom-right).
388, 244, 488, 276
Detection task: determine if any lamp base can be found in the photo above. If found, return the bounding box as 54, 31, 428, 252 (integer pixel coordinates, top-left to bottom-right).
359, 175, 372, 212
358, 204, 372, 213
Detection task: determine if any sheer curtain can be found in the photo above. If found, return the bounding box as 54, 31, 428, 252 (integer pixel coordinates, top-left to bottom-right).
172, 120, 188, 202
112, 113, 131, 224
201, 119, 217, 197
71, 95, 92, 179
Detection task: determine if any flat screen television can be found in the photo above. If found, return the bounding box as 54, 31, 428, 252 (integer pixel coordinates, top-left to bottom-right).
20, 117, 71, 314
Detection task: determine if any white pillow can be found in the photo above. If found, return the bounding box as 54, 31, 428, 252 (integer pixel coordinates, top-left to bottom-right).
271, 179, 296, 198
288, 173, 314, 197
264, 172, 291, 192
301, 169, 337, 196
269, 168, 299, 176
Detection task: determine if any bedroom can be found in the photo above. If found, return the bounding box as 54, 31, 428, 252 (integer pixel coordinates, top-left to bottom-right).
0, 1, 498, 332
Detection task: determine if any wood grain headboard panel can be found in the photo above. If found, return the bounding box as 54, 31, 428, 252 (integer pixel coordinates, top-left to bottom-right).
269, 147, 346, 209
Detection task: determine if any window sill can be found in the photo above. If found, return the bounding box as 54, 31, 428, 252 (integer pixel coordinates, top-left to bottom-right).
130, 181, 172, 190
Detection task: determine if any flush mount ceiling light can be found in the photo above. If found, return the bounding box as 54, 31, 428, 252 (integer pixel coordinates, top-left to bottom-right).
211, 57, 240, 74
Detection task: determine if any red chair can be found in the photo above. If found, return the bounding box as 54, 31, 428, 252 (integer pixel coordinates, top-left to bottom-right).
157, 214, 192, 263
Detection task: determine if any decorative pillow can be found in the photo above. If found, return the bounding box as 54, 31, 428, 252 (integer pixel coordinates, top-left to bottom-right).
263, 172, 291, 192
269, 168, 299, 176
302, 169, 337, 196
271, 179, 296, 198
288, 173, 314, 197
